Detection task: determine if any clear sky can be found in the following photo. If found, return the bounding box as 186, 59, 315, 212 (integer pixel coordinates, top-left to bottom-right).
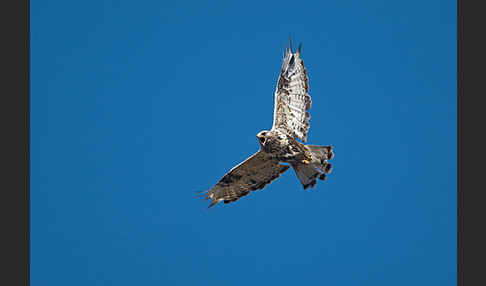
31, 1, 456, 285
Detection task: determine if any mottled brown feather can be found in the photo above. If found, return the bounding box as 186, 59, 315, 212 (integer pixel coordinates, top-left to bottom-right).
205, 151, 290, 207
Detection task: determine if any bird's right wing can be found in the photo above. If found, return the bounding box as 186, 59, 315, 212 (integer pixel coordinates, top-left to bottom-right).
271, 41, 312, 142
203, 150, 290, 207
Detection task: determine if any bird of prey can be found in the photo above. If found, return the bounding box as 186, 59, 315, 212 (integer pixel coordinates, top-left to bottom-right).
201, 39, 334, 208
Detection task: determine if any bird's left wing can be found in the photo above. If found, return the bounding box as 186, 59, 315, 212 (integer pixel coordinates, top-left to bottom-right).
203, 150, 290, 207
271, 41, 312, 142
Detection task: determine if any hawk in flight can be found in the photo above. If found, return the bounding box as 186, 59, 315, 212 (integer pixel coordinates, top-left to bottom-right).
202, 40, 334, 208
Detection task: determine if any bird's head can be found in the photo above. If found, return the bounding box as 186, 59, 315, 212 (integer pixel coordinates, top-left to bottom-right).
256, 130, 270, 146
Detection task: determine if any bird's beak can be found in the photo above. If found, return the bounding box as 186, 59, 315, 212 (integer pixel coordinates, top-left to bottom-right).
257, 134, 265, 144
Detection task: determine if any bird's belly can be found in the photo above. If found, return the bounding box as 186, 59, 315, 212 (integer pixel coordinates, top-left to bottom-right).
264, 138, 304, 163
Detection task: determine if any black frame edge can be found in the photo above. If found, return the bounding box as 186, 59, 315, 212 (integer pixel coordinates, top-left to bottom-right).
457, 0, 463, 285
0, 0, 30, 285
26, 0, 31, 284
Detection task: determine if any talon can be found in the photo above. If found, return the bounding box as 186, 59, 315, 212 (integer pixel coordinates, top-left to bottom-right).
302, 159, 310, 164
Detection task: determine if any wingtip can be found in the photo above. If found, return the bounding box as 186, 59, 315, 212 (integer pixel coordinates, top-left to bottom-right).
208, 199, 218, 208
194, 190, 210, 200
288, 35, 293, 53
297, 42, 302, 54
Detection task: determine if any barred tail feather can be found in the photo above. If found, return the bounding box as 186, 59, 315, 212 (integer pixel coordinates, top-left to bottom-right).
307, 145, 334, 168
292, 145, 334, 190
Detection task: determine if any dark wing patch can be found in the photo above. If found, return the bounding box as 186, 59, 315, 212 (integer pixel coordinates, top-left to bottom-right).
204, 151, 290, 208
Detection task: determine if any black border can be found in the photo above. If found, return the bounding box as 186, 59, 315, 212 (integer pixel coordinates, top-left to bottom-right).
0, 0, 29, 285
457, 0, 463, 285
26, 0, 31, 283
462, 0, 486, 284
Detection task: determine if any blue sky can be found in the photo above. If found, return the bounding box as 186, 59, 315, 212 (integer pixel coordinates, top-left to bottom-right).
31, 1, 456, 285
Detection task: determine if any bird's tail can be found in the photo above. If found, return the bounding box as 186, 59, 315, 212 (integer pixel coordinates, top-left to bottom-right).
292, 145, 334, 189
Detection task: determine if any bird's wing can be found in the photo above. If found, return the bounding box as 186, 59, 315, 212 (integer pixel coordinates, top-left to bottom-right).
271, 41, 312, 142
203, 150, 290, 207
